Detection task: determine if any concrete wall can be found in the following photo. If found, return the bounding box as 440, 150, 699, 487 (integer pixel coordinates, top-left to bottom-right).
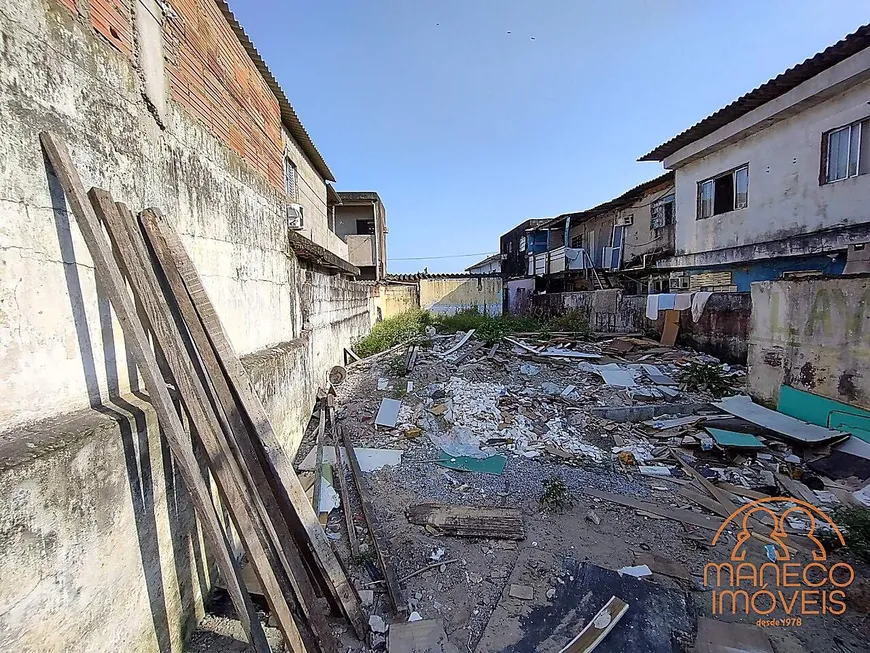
748, 277, 870, 406
370, 283, 419, 323
0, 0, 372, 650
670, 76, 870, 264
506, 278, 535, 315
532, 290, 750, 363
419, 277, 503, 316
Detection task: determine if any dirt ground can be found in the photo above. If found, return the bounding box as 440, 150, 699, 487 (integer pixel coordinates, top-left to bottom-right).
296, 332, 870, 653
194, 332, 870, 652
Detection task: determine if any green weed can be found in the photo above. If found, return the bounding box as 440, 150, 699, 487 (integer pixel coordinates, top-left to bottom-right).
352, 309, 433, 358
539, 476, 575, 513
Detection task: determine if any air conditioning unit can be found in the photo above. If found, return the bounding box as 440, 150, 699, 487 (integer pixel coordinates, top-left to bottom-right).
286, 203, 304, 230
615, 213, 634, 227
669, 273, 690, 290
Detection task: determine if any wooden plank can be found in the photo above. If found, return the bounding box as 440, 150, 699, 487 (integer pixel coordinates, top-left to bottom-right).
406, 504, 525, 540
581, 488, 724, 531
404, 344, 419, 373
38, 133, 270, 653
661, 309, 680, 347
329, 407, 359, 558
344, 347, 361, 364
340, 423, 405, 613
776, 473, 821, 506
487, 343, 499, 359
452, 340, 486, 364
139, 208, 367, 638
134, 212, 337, 645
558, 595, 629, 653
716, 482, 770, 501
677, 487, 732, 519
673, 453, 737, 515
439, 329, 475, 357
633, 552, 690, 580
311, 407, 326, 514
93, 194, 317, 652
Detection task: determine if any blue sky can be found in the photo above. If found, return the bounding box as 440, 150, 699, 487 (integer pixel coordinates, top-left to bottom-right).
231, 1, 869, 273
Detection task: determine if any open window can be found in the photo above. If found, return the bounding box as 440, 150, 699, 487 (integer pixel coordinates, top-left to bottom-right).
697, 165, 748, 219
651, 193, 675, 230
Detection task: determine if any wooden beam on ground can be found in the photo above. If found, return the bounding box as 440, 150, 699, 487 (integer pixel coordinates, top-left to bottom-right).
558, 595, 628, 653
329, 407, 359, 558
95, 195, 326, 652
138, 209, 366, 638
452, 340, 486, 364
581, 488, 724, 531
38, 132, 270, 653
406, 504, 525, 540
716, 482, 770, 501
404, 344, 419, 373
339, 423, 405, 613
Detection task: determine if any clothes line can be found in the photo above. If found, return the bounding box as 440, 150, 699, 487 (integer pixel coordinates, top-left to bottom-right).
646, 291, 713, 322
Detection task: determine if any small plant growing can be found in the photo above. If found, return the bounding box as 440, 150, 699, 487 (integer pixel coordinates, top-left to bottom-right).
539, 476, 575, 513
822, 506, 870, 563
351, 549, 376, 567
679, 362, 733, 398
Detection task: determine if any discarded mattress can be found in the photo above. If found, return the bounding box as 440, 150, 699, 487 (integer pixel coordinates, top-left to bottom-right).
713, 395, 849, 444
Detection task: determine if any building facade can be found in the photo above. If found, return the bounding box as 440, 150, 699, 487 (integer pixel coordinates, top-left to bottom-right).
334, 191, 389, 280
465, 253, 502, 275
641, 25, 870, 291
0, 1, 370, 651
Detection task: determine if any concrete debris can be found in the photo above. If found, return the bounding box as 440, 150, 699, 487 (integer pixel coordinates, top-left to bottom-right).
509, 584, 534, 600
617, 564, 652, 578
369, 614, 388, 633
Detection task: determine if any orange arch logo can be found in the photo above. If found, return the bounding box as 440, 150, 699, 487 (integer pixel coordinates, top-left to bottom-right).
712, 497, 846, 562
704, 497, 854, 621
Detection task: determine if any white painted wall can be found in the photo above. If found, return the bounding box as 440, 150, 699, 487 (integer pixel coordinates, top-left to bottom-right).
671, 77, 870, 259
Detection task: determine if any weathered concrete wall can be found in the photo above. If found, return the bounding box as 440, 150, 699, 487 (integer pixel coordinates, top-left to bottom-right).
0, 0, 372, 650
748, 277, 870, 406
533, 290, 646, 332
506, 278, 535, 315
669, 65, 870, 265
532, 290, 750, 363
419, 277, 503, 316
660, 292, 751, 363
370, 283, 419, 323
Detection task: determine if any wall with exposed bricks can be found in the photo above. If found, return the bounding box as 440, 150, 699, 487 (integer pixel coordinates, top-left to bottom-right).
0, 0, 368, 650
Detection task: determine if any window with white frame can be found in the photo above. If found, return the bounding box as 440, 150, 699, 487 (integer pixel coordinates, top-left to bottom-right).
823, 119, 870, 183
519, 236, 527, 252
697, 164, 748, 219
284, 155, 297, 200
651, 193, 675, 230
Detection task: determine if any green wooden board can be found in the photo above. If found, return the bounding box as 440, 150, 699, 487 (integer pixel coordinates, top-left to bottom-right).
436, 451, 507, 475
705, 427, 765, 449
778, 386, 870, 443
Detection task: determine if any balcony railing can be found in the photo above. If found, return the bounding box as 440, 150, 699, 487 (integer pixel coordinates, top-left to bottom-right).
527, 247, 591, 276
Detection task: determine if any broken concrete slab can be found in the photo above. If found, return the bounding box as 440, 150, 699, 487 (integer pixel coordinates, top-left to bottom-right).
714, 395, 848, 443
376, 398, 403, 427
589, 403, 714, 423
388, 619, 462, 653
509, 584, 534, 600
298, 446, 402, 472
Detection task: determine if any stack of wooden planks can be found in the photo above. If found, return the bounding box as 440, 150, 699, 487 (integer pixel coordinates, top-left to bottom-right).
40, 133, 365, 653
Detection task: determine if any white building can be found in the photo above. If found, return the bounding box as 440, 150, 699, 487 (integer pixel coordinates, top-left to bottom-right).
641, 24, 870, 291
465, 253, 501, 275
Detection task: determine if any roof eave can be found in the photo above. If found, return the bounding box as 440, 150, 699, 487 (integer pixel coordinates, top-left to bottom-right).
216, 1, 336, 182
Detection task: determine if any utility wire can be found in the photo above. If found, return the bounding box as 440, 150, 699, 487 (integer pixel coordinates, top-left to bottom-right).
388, 251, 497, 261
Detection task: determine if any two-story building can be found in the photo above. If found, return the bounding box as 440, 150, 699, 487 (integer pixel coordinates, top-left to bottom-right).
333, 191, 389, 280
641, 24, 870, 291
524, 172, 676, 293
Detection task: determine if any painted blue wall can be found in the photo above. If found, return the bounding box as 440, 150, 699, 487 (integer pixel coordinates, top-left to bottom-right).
689, 253, 847, 291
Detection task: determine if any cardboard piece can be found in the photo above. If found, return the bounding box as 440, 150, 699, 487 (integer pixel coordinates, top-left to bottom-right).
661, 310, 680, 347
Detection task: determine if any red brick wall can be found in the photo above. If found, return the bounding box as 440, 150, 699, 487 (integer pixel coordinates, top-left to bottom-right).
54, 0, 284, 191
90, 0, 133, 57
163, 0, 285, 190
